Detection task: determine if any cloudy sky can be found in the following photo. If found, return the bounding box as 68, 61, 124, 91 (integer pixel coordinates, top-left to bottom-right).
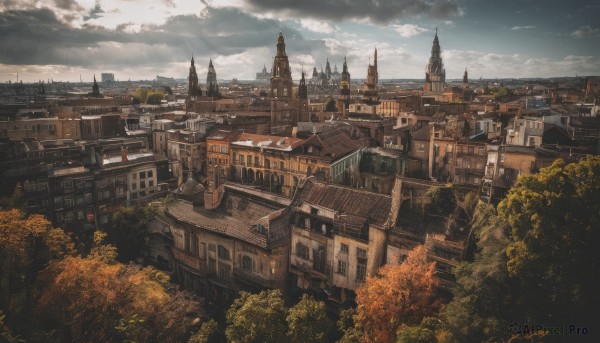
0, 0, 599, 83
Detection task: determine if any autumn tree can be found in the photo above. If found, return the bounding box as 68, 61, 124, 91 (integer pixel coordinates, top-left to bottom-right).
354, 245, 439, 343
33, 252, 203, 342
0, 209, 74, 311
286, 294, 330, 343
225, 290, 287, 343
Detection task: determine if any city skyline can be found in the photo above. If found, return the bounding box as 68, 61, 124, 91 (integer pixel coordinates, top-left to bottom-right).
0, 0, 599, 83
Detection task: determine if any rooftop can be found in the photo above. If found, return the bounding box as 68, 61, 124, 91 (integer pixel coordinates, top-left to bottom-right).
232, 133, 303, 151
166, 198, 272, 248
296, 180, 393, 228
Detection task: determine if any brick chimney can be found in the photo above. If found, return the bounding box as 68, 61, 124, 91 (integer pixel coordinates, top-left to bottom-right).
121, 146, 128, 162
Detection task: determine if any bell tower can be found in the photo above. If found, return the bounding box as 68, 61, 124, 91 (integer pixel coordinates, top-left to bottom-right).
424, 28, 446, 94
270, 32, 297, 134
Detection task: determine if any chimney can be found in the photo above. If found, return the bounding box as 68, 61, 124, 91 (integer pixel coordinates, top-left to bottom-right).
121, 146, 128, 162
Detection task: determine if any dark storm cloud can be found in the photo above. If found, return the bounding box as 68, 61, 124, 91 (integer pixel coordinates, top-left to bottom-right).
0, 7, 328, 68
53, 0, 82, 11
244, 0, 461, 23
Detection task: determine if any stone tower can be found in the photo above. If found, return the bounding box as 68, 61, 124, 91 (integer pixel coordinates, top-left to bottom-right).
270, 32, 293, 98
325, 58, 332, 80
462, 67, 469, 88
363, 48, 379, 104
188, 56, 202, 97
206, 58, 219, 97
270, 32, 297, 133
338, 56, 351, 117
298, 71, 309, 122
424, 28, 446, 94
92, 75, 100, 96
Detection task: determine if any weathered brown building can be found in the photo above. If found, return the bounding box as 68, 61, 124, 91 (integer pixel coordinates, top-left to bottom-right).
161, 185, 290, 299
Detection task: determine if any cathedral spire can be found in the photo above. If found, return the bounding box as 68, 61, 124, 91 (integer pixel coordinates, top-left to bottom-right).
188, 55, 202, 97
92, 74, 100, 95
424, 29, 445, 94
298, 71, 308, 99
374, 47, 377, 69
276, 31, 286, 57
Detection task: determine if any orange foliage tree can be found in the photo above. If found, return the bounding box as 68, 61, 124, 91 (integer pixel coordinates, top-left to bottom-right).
34, 253, 203, 342
0, 209, 74, 311
354, 245, 439, 343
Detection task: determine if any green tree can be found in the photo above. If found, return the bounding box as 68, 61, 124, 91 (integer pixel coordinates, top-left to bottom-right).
498, 157, 600, 326
396, 317, 441, 343
108, 206, 156, 261
134, 88, 149, 103
438, 203, 513, 342
225, 290, 287, 343
337, 308, 361, 343
189, 319, 224, 343
287, 294, 330, 343
146, 91, 164, 104
325, 98, 337, 112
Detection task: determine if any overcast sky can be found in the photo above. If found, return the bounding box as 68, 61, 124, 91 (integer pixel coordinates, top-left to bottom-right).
0, 0, 599, 83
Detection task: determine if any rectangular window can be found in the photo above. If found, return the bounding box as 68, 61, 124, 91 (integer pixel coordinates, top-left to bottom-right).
296, 242, 309, 260
337, 260, 347, 276
139, 172, 146, 179
340, 243, 349, 254
218, 263, 231, 283
147, 170, 153, 178
357, 247, 367, 259
218, 245, 230, 261
356, 264, 367, 282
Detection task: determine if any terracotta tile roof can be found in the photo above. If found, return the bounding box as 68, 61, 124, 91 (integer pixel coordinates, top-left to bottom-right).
411, 125, 431, 141
206, 129, 244, 142
301, 128, 364, 159
166, 200, 269, 248
296, 181, 393, 228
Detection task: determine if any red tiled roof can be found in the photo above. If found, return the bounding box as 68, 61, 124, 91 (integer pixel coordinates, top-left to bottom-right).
206, 129, 244, 142
297, 181, 393, 228
300, 128, 364, 159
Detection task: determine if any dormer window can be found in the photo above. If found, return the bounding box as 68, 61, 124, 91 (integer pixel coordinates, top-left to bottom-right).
308, 146, 313, 153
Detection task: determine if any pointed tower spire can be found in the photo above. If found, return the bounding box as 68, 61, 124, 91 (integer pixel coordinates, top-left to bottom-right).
374, 47, 378, 69
424, 29, 445, 94
298, 71, 307, 99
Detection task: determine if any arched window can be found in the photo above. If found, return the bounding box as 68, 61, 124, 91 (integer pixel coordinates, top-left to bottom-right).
242, 255, 253, 272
